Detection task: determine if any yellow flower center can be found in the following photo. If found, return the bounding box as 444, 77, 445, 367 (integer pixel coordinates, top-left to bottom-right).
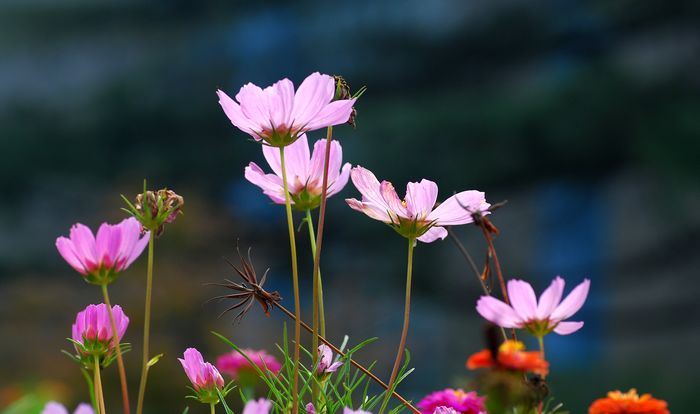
498, 340, 525, 353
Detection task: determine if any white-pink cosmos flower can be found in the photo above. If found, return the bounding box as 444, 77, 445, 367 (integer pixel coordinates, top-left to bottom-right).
345, 166, 490, 243
476, 276, 591, 336
316, 344, 343, 374
179, 347, 225, 392
245, 134, 350, 210
217, 72, 356, 147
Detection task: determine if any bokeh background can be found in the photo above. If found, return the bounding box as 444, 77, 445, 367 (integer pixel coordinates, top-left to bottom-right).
1, 0, 699, 413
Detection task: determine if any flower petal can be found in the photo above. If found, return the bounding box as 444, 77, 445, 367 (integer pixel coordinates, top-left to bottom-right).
427, 190, 490, 226
536, 276, 565, 320
416, 226, 447, 243
327, 162, 351, 197
476, 296, 523, 328
346, 198, 391, 222
41, 402, 69, 414
217, 90, 258, 137
69, 223, 97, 270
290, 72, 335, 130
380, 181, 409, 220
56, 237, 87, 274
236, 82, 272, 131
405, 179, 438, 220
74, 403, 95, 414
245, 162, 286, 204
266, 78, 294, 128
550, 279, 590, 322
552, 321, 584, 335
507, 279, 538, 321
349, 166, 389, 209
303, 99, 356, 131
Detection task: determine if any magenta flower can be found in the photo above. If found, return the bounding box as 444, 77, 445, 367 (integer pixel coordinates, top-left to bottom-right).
41, 402, 94, 414
245, 134, 351, 210
432, 408, 459, 414
305, 403, 316, 414
345, 166, 490, 243
179, 348, 225, 393
72, 303, 129, 358
216, 348, 282, 379
417, 389, 485, 414
217, 72, 356, 147
56, 217, 149, 285
316, 344, 342, 374
243, 399, 273, 414
476, 276, 591, 336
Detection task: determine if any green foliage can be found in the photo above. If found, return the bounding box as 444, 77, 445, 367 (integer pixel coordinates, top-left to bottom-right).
212, 326, 414, 414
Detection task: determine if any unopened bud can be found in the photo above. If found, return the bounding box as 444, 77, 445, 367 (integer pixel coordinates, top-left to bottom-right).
130, 188, 184, 237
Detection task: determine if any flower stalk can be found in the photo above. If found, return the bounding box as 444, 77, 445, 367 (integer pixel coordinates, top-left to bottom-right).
94, 356, 106, 414
379, 237, 415, 414
279, 146, 302, 414
136, 230, 155, 414
100, 283, 130, 414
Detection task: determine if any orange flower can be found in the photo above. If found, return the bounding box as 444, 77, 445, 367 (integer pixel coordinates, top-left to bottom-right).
588, 389, 669, 414
466, 340, 549, 376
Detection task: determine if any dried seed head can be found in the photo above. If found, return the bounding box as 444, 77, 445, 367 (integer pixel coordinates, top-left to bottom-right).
333, 75, 358, 128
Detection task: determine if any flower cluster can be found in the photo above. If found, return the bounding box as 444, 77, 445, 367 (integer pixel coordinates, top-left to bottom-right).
416, 389, 485, 414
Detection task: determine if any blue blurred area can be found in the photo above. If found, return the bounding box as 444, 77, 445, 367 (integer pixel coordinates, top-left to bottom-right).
1, 0, 699, 413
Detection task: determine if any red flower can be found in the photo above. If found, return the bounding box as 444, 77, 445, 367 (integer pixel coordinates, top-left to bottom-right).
589, 389, 669, 414
466, 340, 549, 376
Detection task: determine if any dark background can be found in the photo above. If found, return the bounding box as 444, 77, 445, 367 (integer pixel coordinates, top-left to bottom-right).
1, 0, 699, 413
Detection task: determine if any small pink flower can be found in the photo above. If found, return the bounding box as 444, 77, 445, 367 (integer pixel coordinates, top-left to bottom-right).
245, 134, 351, 210
217, 72, 356, 146
476, 276, 590, 336
56, 217, 149, 284
305, 403, 316, 414
216, 348, 281, 379
179, 348, 225, 391
345, 166, 490, 243
316, 344, 342, 374
417, 389, 485, 414
41, 402, 94, 414
243, 398, 273, 414
72, 303, 129, 355
432, 407, 458, 414
343, 408, 372, 414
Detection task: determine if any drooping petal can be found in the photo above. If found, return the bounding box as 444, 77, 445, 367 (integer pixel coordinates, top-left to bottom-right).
552, 321, 584, 335
427, 191, 490, 226
349, 167, 390, 210
345, 198, 392, 223
405, 179, 438, 220
549, 279, 590, 322
290, 72, 335, 130
476, 296, 523, 328
536, 276, 565, 320
416, 226, 448, 243
507, 279, 538, 322
56, 237, 88, 274
217, 90, 258, 137
303, 98, 356, 131
244, 162, 286, 204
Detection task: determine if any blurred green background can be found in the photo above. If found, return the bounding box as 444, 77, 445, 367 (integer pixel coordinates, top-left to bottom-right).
1, 0, 699, 413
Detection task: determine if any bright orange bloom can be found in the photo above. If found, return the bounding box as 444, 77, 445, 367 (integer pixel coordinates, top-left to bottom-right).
588, 389, 669, 414
466, 340, 549, 376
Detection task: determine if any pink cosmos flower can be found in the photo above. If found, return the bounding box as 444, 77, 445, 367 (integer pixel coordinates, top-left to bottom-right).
476, 276, 590, 336
179, 348, 225, 391
41, 402, 94, 414
432, 408, 458, 414
244, 134, 351, 210
345, 166, 490, 243
216, 348, 282, 379
316, 344, 343, 374
72, 303, 129, 355
217, 72, 356, 146
417, 389, 485, 414
243, 399, 273, 414
56, 217, 149, 284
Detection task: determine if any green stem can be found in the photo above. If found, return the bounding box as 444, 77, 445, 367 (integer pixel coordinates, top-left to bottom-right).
279, 146, 301, 414
94, 356, 106, 414
101, 283, 131, 414
306, 208, 326, 404
210, 402, 216, 414
379, 237, 415, 414
537, 335, 545, 359
80, 368, 97, 414
136, 231, 155, 414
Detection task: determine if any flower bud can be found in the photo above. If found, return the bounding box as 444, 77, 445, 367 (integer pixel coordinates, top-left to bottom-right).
70, 303, 129, 368
129, 188, 184, 237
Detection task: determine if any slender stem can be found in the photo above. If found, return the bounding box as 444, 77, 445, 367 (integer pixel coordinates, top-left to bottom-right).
210, 403, 216, 414
446, 228, 507, 341
136, 231, 155, 414
80, 368, 98, 414
304, 212, 326, 338
479, 224, 517, 341
279, 146, 301, 414
94, 356, 106, 414
537, 335, 545, 359
101, 284, 130, 414
306, 208, 321, 404
311, 125, 332, 340
379, 237, 415, 414
272, 303, 420, 414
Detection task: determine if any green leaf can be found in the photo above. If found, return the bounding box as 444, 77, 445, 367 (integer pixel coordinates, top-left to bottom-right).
147, 353, 164, 368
